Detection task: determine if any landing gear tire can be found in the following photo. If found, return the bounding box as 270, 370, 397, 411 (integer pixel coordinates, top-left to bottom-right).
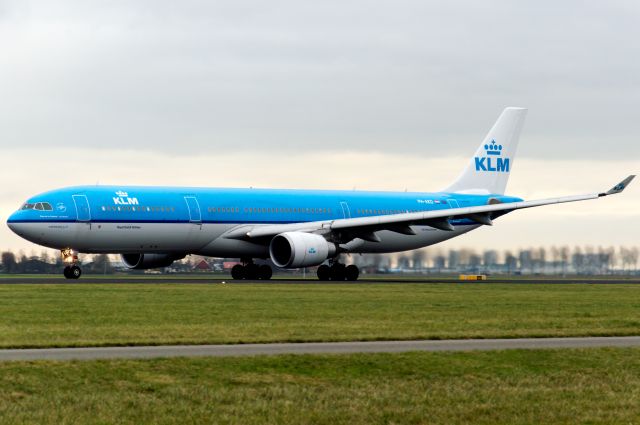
245, 263, 260, 280
317, 265, 331, 281
64, 265, 81, 280
231, 264, 245, 280
71, 265, 82, 279
345, 265, 359, 281
232, 260, 272, 281
258, 265, 273, 280
330, 263, 346, 281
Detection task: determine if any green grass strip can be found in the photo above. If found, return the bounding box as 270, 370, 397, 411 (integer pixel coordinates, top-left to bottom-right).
1, 283, 640, 348
1, 348, 640, 424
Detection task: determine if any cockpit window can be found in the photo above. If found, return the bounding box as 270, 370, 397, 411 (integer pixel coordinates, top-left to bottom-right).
21, 202, 53, 211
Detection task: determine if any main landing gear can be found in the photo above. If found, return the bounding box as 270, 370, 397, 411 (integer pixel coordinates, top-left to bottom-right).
61, 248, 82, 280
231, 260, 273, 280
317, 261, 359, 281
63, 265, 82, 279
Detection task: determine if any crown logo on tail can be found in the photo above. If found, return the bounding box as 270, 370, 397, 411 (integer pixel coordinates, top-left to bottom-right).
115, 190, 128, 197
484, 140, 502, 156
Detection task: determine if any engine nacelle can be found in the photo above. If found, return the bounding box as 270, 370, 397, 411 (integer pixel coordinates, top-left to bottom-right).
269, 232, 336, 268
120, 253, 182, 270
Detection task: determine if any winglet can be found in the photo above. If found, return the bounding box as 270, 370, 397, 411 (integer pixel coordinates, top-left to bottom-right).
601, 175, 635, 196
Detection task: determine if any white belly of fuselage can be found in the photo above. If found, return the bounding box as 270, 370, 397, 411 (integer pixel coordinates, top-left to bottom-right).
12, 221, 479, 257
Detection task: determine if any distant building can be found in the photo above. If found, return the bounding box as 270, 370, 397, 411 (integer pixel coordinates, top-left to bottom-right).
194, 259, 211, 272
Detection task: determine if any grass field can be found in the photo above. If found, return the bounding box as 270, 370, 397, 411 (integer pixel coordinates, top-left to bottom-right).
1, 348, 639, 424
1, 282, 640, 348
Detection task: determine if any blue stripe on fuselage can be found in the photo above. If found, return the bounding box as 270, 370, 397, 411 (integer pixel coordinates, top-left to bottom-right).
7, 185, 523, 224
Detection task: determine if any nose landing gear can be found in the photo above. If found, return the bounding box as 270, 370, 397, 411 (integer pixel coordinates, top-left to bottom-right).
61, 249, 82, 280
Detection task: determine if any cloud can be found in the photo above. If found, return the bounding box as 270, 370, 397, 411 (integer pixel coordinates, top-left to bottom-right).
0, 1, 639, 158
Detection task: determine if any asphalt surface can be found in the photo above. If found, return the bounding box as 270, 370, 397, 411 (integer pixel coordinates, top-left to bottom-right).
1, 276, 640, 284
1, 336, 640, 361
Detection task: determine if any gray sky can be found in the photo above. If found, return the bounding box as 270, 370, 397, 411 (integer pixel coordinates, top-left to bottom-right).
1, 0, 638, 252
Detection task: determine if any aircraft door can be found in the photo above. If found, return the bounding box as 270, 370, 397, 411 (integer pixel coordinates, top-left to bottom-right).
340, 201, 351, 219
72, 195, 91, 222
448, 199, 460, 209
184, 196, 202, 223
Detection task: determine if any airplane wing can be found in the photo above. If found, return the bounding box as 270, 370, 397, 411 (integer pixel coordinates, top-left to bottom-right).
224, 176, 635, 243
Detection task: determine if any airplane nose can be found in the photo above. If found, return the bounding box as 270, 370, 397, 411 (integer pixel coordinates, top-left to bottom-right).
7, 212, 20, 235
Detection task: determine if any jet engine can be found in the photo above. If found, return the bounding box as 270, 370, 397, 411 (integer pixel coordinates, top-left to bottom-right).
269, 232, 337, 268
120, 253, 183, 270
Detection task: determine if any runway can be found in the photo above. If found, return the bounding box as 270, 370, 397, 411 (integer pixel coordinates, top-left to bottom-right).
1, 276, 640, 285
2, 336, 640, 361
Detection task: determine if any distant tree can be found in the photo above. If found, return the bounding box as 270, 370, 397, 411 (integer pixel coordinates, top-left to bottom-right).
584, 245, 596, 274
16, 250, 28, 274
598, 246, 615, 274
433, 255, 446, 272
40, 250, 51, 264
560, 246, 570, 275
448, 250, 460, 270
550, 246, 560, 274
504, 251, 517, 274
91, 254, 113, 274
458, 249, 472, 266
1, 252, 17, 273
519, 249, 532, 274
607, 246, 616, 274
631, 247, 639, 272
397, 255, 410, 270
620, 246, 633, 273
370, 254, 384, 270
412, 250, 426, 270
482, 250, 498, 270
468, 253, 482, 272
538, 247, 547, 273
572, 246, 584, 274
621, 246, 638, 273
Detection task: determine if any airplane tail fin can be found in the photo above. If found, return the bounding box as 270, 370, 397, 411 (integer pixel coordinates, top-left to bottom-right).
444, 107, 527, 195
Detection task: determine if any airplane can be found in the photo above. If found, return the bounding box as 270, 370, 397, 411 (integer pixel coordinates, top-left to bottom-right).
6, 107, 635, 281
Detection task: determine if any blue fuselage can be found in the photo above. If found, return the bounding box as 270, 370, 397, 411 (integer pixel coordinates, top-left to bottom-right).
7, 185, 522, 256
